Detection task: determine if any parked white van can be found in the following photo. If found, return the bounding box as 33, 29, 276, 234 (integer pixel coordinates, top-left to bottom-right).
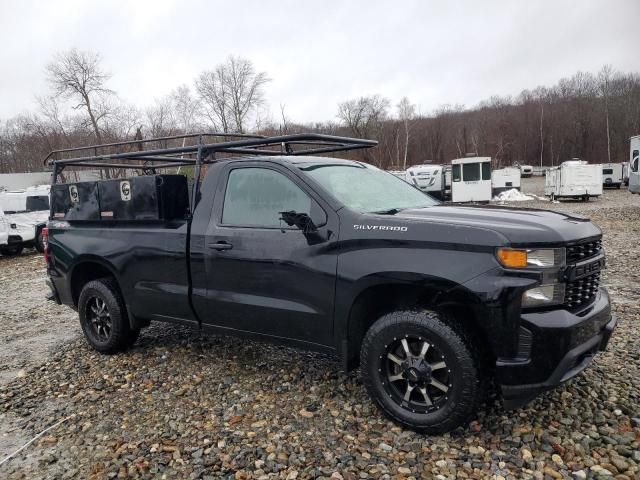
451, 157, 492, 202
491, 167, 521, 195
630, 135, 640, 194
0, 185, 50, 254
601, 163, 623, 189
544, 160, 603, 201
405, 164, 446, 199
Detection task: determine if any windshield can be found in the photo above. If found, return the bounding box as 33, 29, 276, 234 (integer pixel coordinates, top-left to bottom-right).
301, 162, 439, 213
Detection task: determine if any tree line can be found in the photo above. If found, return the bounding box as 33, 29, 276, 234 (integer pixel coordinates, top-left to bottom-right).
1, 48, 639, 174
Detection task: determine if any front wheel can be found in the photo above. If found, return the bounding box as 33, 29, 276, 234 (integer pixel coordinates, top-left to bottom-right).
78, 278, 137, 354
360, 310, 482, 434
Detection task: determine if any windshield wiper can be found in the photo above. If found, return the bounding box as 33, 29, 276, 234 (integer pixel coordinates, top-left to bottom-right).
371, 208, 404, 215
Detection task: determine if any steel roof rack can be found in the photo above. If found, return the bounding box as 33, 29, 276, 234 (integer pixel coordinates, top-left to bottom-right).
44, 132, 376, 171
45, 132, 377, 208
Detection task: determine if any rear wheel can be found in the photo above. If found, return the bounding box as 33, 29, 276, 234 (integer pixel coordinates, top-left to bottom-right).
0, 245, 24, 256
78, 278, 137, 353
360, 310, 482, 434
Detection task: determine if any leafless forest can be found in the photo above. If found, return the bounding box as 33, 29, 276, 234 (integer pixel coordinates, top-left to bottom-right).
1, 49, 639, 173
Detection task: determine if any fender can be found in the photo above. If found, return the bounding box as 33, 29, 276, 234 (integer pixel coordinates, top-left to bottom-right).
67, 254, 124, 301
335, 269, 489, 371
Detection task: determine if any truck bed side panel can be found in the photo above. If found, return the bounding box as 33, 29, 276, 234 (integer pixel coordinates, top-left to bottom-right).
49, 222, 194, 323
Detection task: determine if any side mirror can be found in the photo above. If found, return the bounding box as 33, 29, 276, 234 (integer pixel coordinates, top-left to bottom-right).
280, 210, 317, 233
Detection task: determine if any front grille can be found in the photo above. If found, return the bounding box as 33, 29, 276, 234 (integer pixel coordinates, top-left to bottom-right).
566, 239, 602, 264
565, 272, 600, 310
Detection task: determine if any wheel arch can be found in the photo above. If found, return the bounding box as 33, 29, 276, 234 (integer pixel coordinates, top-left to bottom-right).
340, 273, 494, 371
69, 256, 121, 307
69, 256, 146, 330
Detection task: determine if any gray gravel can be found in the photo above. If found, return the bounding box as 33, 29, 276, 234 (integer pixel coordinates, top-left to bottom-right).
1, 178, 639, 479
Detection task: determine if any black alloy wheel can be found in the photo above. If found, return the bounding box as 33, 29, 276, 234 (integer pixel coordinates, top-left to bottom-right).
381, 335, 451, 414
85, 296, 112, 342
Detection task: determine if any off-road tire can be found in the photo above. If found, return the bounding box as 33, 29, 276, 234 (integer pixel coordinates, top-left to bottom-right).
360, 309, 482, 434
0, 245, 24, 256
78, 278, 135, 354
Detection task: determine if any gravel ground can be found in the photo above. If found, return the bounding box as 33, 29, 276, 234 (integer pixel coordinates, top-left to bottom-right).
1, 178, 639, 480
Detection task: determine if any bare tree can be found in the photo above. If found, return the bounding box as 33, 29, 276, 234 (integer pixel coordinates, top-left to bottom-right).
171, 85, 199, 134
397, 97, 416, 169
337, 95, 390, 139
145, 96, 177, 138
598, 65, 614, 163
279, 103, 289, 134
46, 49, 113, 144
195, 56, 270, 133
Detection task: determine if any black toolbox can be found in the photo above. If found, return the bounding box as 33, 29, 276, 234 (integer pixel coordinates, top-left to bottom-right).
51, 175, 189, 222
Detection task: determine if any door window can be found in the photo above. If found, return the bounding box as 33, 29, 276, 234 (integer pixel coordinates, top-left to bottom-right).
463, 163, 480, 181
481, 162, 491, 180
452, 164, 461, 182
222, 168, 312, 228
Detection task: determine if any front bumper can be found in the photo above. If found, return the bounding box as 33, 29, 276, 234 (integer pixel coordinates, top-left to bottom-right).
497, 287, 615, 409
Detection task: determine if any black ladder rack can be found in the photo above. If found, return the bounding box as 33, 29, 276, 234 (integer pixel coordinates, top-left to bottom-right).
44, 132, 376, 172
44, 132, 377, 209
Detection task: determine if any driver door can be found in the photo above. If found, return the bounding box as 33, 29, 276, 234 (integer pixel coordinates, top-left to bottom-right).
197, 163, 339, 347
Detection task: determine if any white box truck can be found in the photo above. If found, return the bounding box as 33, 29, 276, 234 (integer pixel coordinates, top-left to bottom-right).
451, 157, 492, 202
405, 164, 446, 199
544, 160, 603, 201
491, 167, 521, 195
630, 135, 640, 194
601, 163, 623, 189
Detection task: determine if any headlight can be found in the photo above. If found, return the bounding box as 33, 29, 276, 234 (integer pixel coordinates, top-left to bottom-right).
522, 283, 565, 308
496, 248, 566, 269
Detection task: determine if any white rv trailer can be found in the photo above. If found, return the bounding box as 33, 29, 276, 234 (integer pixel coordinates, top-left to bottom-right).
450, 157, 492, 202
519, 165, 533, 178
601, 163, 623, 189
405, 164, 446, 199
544, 160, 603, 201
630, 135, 640, 194
491, 167, 521, 195
0, 185, 50, 254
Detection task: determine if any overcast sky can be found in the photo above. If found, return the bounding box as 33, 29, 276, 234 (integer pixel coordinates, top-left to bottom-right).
1, 0, 638, 124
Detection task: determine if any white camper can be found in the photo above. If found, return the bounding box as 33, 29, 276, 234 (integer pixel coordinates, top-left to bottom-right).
519, 165, 533, 178
630, 135, 640, 194
405, 164, 446, 199
451, 157, 492, 202
601, 163, 623, 189
544, 160, 603, 201
0, 185, 50, 254
491, 167, 521, 195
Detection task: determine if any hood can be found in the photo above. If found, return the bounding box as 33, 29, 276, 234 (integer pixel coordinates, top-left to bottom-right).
377, 204, 601, 245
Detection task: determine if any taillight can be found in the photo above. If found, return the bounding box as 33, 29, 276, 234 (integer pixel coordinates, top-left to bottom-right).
41, 227, 49, 264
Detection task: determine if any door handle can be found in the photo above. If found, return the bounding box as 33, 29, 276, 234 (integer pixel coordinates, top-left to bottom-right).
208, 241, 233, 251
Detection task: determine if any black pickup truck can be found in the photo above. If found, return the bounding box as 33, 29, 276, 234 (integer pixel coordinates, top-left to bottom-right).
44, 133, 615, 433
